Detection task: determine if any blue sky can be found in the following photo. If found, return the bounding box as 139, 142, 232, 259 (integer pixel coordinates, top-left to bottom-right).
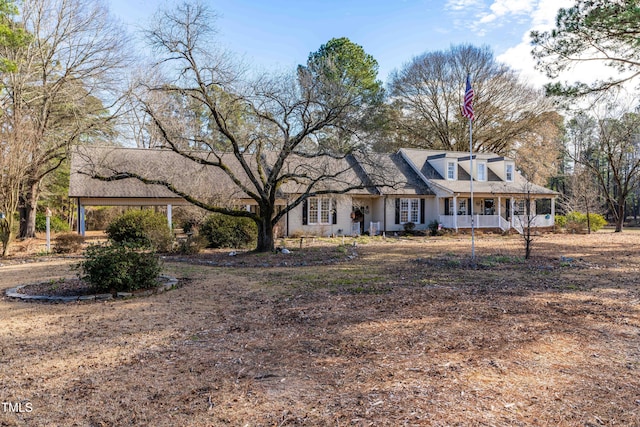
109, 0, 579, 87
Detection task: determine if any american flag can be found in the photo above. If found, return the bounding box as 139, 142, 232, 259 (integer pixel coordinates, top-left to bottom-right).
462, 74, 474, 120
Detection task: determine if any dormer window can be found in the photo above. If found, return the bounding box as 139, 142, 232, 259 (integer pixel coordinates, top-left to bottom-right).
506, 163, 514, 182
477, 162, 487, 181
447, 161, 456, 180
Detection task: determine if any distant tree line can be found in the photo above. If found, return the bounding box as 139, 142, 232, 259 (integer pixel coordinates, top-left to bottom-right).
2, 0, 640, 255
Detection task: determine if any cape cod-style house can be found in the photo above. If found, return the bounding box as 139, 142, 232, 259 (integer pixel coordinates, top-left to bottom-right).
69, 146, 557, 237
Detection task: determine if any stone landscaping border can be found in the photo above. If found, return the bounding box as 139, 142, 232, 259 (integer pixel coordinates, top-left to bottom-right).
4, 274, 179, 303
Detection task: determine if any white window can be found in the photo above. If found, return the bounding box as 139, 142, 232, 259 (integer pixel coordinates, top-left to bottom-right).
320, 198, 331, 223
515, 199, 526, 215
411, 199, 420, 222
447, 161, 456, 180
506, 163, 514, 182
400, 198, 420, 223
458, 199, 467, 215
307, 197, 333, 224
477, 162, 486, 181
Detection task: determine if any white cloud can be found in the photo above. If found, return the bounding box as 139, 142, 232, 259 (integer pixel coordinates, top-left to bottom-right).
445, 0, 483, 11
490, 0, 536, 16
529, 0, 573, 30
481, 0, 536, 23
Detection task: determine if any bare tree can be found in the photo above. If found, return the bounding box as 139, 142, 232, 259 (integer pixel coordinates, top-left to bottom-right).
516, 187, 536, 260
88, 2, 389, 252
566, 94, 640, 232
0, 128, 34, 256
0, 0, 130, 238
512, 111, 565, 186
565, 165, 603, 234
387, 44, 558, 155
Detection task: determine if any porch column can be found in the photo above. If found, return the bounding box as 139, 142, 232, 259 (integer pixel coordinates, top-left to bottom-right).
510, 197, 515, 228
77, 201, 86, 237
551, 197, 556, 226
167, 204, 173, 230
453, 196, 458, 231
498, 196, 502, 229
383, 196, 387, 236
436, 196, 440, 223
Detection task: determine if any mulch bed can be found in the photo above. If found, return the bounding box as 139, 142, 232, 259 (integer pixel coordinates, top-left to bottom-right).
15, 278, 97, 297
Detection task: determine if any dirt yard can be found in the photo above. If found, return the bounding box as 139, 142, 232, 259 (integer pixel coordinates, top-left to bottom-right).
1, 231, 640, 426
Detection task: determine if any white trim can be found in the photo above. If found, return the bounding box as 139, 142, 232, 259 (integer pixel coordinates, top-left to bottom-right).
307, 196, 334, 225
505, 163, 514, 182
447, 161, 456, 180
477, 162, 487, 181
399, 198, 420, 224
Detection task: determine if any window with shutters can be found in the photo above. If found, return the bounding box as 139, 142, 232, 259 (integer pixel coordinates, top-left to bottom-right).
400, 198, 420, 223
320, 198, 330, 223
307, 197, 334, 225
458, 199, 467, 215
514, 199, 527, 215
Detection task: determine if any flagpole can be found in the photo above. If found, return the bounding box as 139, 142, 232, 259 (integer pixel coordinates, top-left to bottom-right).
469, 117, 475, 260
462, 73, 475, 261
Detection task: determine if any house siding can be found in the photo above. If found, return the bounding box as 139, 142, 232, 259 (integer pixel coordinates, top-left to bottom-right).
289, 198, 353, 237
70, 147, 557, 238
382, 196, 434, 232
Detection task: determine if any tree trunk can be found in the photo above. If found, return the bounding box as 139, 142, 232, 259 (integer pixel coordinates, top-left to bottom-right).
255, 214, 275, 252
614, 203, 625, 232
585, 200, 591, 235
0, 219, 11, 257
19, 181, 40, 239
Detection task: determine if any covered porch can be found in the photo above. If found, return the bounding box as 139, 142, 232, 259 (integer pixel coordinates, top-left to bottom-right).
437, 194, 556, 233
75, 197, 189, 236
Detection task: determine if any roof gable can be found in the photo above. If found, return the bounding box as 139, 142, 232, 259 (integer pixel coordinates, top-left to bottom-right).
398, 148, 558, 196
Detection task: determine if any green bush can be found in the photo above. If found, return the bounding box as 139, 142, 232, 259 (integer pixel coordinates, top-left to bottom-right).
106, 209, 173, 251
200, 214, 257, 248
35, 212, 70, 233
558, 211, 607, 233
403, 221, 416, 234
428, 220, 442, 236
586, 213, 607, 231
175, 232, 207, 255
53, 233, 84, 254
76, 243, 162, 293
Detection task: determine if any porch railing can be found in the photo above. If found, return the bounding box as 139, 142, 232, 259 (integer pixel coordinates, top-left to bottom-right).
439, 214, 554, 232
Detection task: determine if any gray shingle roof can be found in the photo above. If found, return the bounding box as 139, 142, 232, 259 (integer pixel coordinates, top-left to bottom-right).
399, 148, 558, 196
69, 146, 380, 202
70, 146, 248, 202
358, 152, 434, 196
69, 146, 556, 203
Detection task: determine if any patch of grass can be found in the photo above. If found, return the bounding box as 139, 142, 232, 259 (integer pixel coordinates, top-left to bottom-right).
339, 284, 392, 295
333, 276, 378, 286
484, 254, 524, 264
444, 259, 461, 268
163, 263, 211, 277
